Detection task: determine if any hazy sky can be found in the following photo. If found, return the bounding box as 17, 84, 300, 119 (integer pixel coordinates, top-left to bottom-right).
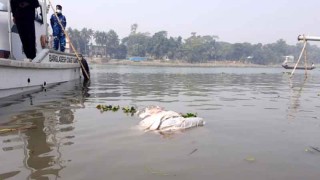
51, 0, 320, 45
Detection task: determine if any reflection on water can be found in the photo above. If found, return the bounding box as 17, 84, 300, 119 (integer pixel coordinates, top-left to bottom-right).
0, 80, 88, 179
286, 76, 307, 120
1, 65, 320, 180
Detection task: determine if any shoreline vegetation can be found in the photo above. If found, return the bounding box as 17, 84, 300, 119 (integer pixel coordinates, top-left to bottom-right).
88, 57, 277, 68
68, 25, 320, 66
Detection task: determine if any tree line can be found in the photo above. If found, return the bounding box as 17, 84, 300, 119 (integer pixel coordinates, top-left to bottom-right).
67, 24, 320, 65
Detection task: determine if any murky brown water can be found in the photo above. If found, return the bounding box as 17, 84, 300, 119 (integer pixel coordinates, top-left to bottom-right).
1, 65, 320, 180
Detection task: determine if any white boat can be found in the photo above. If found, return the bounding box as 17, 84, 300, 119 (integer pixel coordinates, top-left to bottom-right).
281, 55, 315, 70
0, 0, 84, 99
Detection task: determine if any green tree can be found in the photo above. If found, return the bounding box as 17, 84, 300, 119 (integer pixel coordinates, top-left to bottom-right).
114, 44, 127, 59
167, 36, 183, 60
147, 31, 170, 59
183, 33, 218, 63
105, 30, 120, 58
80, 28, 94, 55
123, 33, 150, 57
94, 31, 107, 56
67, 28, 81, 53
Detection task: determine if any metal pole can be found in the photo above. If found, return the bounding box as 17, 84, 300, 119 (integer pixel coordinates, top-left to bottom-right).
43, 0, 48, 39
298, 35, 320, 42
7, 0, 14, 59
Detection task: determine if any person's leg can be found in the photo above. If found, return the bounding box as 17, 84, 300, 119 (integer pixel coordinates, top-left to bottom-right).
25, 21, 36, 59
16, 19, 36, 59
53, 36, 59, 50
59, 35, 66, 52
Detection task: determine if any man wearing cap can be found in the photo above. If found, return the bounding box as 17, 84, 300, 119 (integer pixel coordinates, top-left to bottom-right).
10, 0, 40, 59
50, 5, 67, 52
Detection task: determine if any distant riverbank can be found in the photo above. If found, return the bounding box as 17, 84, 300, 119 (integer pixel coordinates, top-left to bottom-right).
88, 58, 271, 68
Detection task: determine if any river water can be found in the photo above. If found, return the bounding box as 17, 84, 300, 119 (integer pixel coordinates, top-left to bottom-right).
1, 64, 320, 180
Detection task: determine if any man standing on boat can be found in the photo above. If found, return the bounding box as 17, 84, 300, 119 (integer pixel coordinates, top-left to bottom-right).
10, 0, 40, 60
50, 5, 66, 52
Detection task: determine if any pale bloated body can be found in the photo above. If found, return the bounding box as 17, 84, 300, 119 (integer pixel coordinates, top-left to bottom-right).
138, 106, 205, 132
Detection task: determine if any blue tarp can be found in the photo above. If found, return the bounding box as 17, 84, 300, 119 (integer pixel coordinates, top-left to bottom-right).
128, 57, 148, 61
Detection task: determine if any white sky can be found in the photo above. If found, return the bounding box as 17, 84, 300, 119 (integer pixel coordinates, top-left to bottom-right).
50, 0, 320, 45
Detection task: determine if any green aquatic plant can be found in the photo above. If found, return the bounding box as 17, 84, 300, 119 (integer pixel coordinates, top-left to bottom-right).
112, 105, 120, 112
181, 113, 197, 118
97, 104, 137, 116
96, 105, 120, 112
122, 106, 137, 114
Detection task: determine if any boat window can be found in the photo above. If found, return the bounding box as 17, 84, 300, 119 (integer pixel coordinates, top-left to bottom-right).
0, 2, 8, 12
35, 6, 43, 24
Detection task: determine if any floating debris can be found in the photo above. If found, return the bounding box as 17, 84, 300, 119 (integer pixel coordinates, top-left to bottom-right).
305, 148, 313, 153
0, 125, 37, 135
310, 146, 320, 153
189, 148, 198, 155
305, 146, 320, 154
144, 166, 175, 176
245, 156, 256, 163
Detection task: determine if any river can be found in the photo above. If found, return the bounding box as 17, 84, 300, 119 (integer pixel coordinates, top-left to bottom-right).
1, 64, 320, 180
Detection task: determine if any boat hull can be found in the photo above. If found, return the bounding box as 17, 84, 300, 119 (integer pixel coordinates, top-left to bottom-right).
0, 53, 81, 98
282, 64, 315, 70
0, 1, 85, 99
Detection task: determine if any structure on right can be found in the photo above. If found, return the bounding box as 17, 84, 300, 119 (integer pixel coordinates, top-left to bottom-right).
284, 35, 318, 78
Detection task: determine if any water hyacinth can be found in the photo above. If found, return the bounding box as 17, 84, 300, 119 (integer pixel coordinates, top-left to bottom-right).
96, 105, 120, 112
96, 104, 137, 114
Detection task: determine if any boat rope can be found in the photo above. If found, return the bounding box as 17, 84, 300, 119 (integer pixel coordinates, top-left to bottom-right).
304, 41, 308, 77
290, 36, 308, 78
47, 0, 90, 80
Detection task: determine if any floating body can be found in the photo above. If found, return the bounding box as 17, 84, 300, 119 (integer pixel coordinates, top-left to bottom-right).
137, 106, 205, 132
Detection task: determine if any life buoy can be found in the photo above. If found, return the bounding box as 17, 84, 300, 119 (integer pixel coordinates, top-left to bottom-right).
40, 35, 47, 49
81, 58, 90, 81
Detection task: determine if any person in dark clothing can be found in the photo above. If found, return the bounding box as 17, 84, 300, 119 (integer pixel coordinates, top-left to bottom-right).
10, 0, 39, 59
50, 5, 67, 52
